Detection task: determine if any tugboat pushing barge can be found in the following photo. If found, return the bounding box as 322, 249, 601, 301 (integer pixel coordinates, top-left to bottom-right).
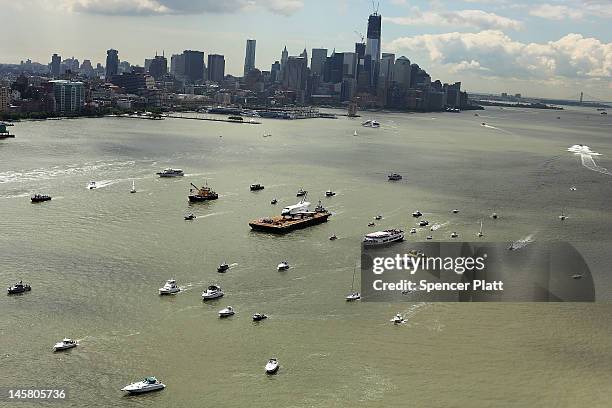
188, 182, 219, 202
249, 195, 331, 234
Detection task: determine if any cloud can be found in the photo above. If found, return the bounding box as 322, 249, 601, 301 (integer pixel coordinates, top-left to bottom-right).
61, 0, 304, 16
529, 4, 583, 20
386, 30, 612, 80
385, 9, 522, 31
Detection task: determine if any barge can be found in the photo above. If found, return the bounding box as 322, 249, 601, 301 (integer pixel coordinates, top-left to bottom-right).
249, 199, 331, 234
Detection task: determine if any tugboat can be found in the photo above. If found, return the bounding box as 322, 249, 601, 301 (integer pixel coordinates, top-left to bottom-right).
252, 313, 268, 322
121, 377, 165, 394
188, 182, 219, 202
250, 183, 265, 191
31, 194, 51, 203
388, 173, 402, 181
157, 168, 184, 178
296, 188, 308, 197
217, 263, 230, 273
7, 280, 31, 294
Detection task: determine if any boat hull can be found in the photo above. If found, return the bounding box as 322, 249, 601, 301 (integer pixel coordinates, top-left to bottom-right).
249, 212, 331, 234
189, 195, 218, 202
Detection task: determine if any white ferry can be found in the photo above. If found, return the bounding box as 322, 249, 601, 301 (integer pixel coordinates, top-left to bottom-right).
363, 229, 405, 247
156, 168, 184, 178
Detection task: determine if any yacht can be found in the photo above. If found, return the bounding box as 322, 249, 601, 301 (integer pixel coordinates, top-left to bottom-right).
250, 183, 265, 191
296, 188, 308, 197
363, 229, 405, 247
265, 358, 280, 374
346, 267, 361, 301
217, 263, 230, 273
391, 313, 404, 324
7, 281, 31, 294
156, 169, 184, 178
87, 181, 97, 190
184, 213, 196, 221
159, 279, 180, 295
410, 228, 417, 234
202, 285, 224, 300
362, 119, 380, 128
418, 220, 429, 227
277, 261, 290, 271
412, 210, 423, 218
121, 377, 165, 394
31, 194, 52, 203
388, 173, 402, 181
218, 306, 235, 318
53, 338, 78, 351
325, 190, 336, 197
271, 198, 278, 205
130, 180, 136, 194
252, 313, 268, 321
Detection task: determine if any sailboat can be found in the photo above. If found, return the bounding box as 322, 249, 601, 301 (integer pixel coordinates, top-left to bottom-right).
477, 219, 484, 237
130, 180, 136, 194
353, 130, 358, 136
345, 267, 361, 301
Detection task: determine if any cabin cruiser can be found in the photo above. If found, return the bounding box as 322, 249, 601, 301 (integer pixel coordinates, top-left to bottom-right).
53, 338, 78, 351
450, 232, 459, 238
7, 281, 31, 294
31, 194, 51, 203
252, 313, 268, 321
265, 358, 280, 374
329, 234, 338, 241
184, 213, 196, 221
388, 173, 402, 181
412, 210, 423, 218
159, 279, 180, 295
87, 181, 97, 190
250, 183, 265, 191
363, 229, 405, 247
156, 168, 184, 178
296, 188, 307, 197
121, 377, 165, 394
391, 313, 404, 324
410, 228, 417, 234
325, 190, 336, 197
217, 263, 230, 273
271, 198, 278, 205
218, 306, 235, 318
345, 291, 361, 301
202, 285, 224, 300
362, 119, 380, 128
277, 261, 290, 271
418, 220, 429, 227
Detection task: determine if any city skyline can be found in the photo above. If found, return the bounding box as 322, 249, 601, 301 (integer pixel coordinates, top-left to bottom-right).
1, 0, 611, 99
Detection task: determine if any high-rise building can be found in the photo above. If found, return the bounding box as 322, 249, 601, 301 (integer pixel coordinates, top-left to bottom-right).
183, 50, 204, 83
207, 54, 225, 83
393, 56, 411, 87
149, 55, 168, 80
310, 48, 327, 76
80, 60, 94, 78
270, 61, 281, 83
283, 56, 307, 91
170, 54, 185, 77
105, 49, 119, 81
0, 86, 9, 112
244, 39, 256, 76
365, 12, 382, 86
50, 54, 61, 78
49, 80, 84, 113
379, 53, 395, 83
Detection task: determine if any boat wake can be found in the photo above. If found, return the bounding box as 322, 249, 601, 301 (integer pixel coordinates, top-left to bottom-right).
0, 160, 139, 184
1, 192, 29, 199
567, 145, 611, 176
508, 233, 535, 251
429, 221, 449, 231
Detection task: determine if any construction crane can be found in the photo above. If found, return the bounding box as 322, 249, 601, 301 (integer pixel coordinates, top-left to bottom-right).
371, 0, 379, 15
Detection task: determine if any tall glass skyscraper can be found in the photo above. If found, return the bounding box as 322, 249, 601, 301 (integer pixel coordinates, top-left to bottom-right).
243, 39, 256, 76
105, 49, 119, 81
365, 12, 381, 86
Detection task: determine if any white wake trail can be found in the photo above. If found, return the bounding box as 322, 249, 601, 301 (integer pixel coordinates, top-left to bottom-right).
567, 145, 611, 176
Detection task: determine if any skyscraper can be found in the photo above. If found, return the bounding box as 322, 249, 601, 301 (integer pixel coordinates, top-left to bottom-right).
50, 53, 61, 78
105, 49, 119, 81
207, 54, 225, 83
365, 12, 382, 86
310, 48, 327, 76
393, 56, 411, 86
183, 50, 204, 83
244, 39, 256, 76
170, 54, 185, 77
283, 57, 307, 91
149, 55, 168, 80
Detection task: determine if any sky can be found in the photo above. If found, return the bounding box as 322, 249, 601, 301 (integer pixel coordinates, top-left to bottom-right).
1, 0, 611, 100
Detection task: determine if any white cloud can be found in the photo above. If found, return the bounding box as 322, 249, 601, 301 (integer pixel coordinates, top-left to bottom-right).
385, 8, 522, 31
529, 4, 583, 20
529, 1, 612, 20
386, 30, 612, 80
60, 0, 304, 16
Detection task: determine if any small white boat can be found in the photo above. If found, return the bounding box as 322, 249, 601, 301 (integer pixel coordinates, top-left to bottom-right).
325, 190, 336, 197
217, 263, 230, 273
572, 274, 584, 280
218, 306, 235, 318
374, 214, 383, 220
419, 220, 429, 227
253, 313, 268, 321
277, 261, 290, 271
121, 377, 165, 394
184, 213, 196, 221
329, 234, 338, 241
159, 279, 180, 295
202, 285, 224, 300
265, 358, 280, 374
346, 267, 360, 301
410, 228, 417, 234
570, 186, 577, 191
130, 180, 136, 194
53, 338, 78, 351
491, 211, 498, 219
426, 235, 433, 240
271, 198, 278, 205
87, 181, 97, 190
391, 313, 404, 324
412, 210, 423, 218
362, 119, 380, 128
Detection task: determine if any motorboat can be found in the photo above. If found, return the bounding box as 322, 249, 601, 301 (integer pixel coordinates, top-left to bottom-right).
363, 229, 405, 247
130, 180, 136, 194
31, 194, 51, 203
426, 235, 433, 240
184, 213, 196, 221
53, 338, 78, 351
491, 212, 498, 219
570, 186, 577, 191
277, 261, 290, 271
325, 190, 336, 197
559, 210, 567, 221
362, 119, 380, 128
329, 234, 338, 241
314, 201, 326, 213
374, 215, 383, 220
87, 181, 97, 190
217, 263, 230, 273
418, 220, 429, 227
451, 209, 460, 214
252, 313, 268, 321
265, 358, 280, 374
156, 168, 184, 178
572, 274, 584, 280
368, 222, 376, 227
388, 173, 402, 181
250, 183, 265, 191
296, 188, 307, 197
450, 232, 459, 238
412, 210, 423, 218
121, 377, 165, 394
159, 279, 180, 295
410, 228, 417, 234
218, 306, 235, 318
7, 281, 31, 294
202, 285, 224, 300
345, 291, 361, 301
271, 198, 278, 205
391, 313, 404, 324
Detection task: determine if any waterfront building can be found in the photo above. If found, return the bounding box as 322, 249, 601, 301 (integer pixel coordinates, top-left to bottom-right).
0, 86, 9, 112
49, 80, 84, 113
50, 53, 61, 78
207, 54, 225, 83
149, 55, 168, 80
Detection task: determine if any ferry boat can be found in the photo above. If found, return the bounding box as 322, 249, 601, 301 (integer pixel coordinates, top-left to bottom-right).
189, 182, 219, 202
363, 229, 405, 247
156, 168, 184, 178
388, 173, 402, 181
0, 123, 15, 139
31, 194, 51, 203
